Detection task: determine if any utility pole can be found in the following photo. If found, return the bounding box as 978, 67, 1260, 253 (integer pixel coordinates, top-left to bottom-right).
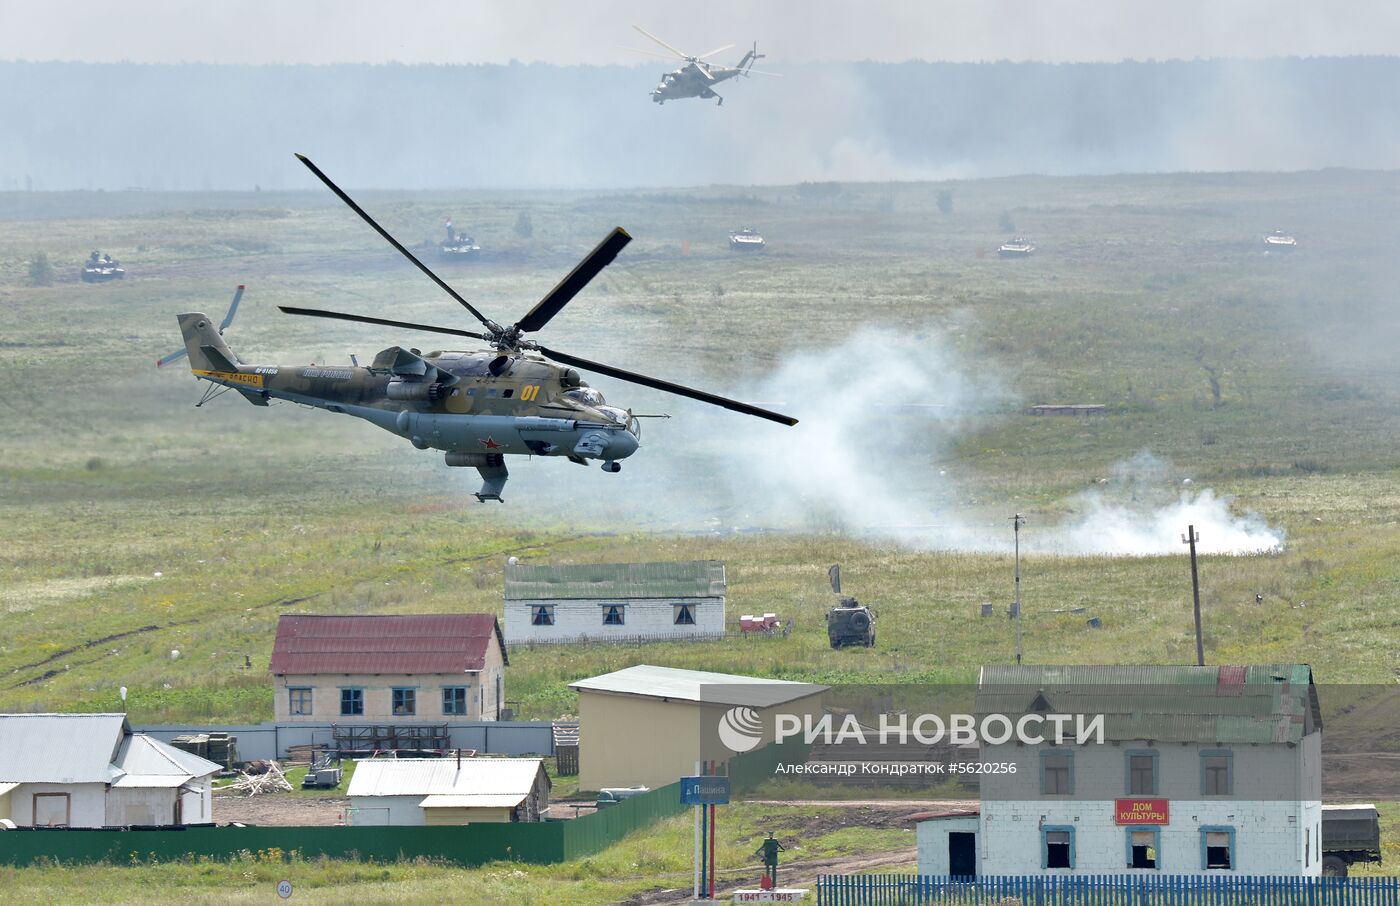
1182, 525, 1204, 666
1012, 514, 1025, 665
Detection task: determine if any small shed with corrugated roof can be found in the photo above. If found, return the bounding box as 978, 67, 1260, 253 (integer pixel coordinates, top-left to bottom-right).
504, 560, 726, 645
346, 756, 549, 826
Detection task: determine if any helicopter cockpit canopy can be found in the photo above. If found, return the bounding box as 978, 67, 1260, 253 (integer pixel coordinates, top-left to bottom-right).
564, 387, 606, 407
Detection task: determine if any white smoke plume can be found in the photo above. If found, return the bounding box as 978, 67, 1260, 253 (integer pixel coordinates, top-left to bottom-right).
462, 326, 1284, 557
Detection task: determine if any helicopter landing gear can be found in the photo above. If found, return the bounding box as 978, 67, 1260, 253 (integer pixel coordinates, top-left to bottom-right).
601, 461, 622, 473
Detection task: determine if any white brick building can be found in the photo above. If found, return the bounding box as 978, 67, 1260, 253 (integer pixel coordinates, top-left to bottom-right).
503, 561, 726, 645
918, 665, 1323, 877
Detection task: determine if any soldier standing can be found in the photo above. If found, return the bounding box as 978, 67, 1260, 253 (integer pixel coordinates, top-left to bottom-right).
756, 832, 785, 887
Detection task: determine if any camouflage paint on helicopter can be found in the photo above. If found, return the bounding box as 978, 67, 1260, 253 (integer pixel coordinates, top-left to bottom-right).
625, 26, 779, 106
163, 155, 796, 502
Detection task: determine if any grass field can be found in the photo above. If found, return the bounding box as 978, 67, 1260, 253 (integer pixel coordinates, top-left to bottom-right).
2, 169, 1399, 896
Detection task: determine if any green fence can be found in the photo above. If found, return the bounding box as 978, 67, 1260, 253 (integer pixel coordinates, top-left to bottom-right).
0, 781, 685, 868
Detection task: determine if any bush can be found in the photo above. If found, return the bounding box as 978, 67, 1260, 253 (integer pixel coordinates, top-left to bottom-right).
936, 190, 954, 215
998, 210, 1016, 233
513, 211, 533, 239
27, 252, 53, 286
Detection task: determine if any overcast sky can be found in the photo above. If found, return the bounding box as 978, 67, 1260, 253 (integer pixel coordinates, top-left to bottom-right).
2, 0, 1397, 65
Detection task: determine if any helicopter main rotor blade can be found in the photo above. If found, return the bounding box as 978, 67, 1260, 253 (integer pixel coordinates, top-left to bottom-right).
294, 154, 500, 332
619, 46, 678, 61
514, 228, 631, 334
696, 43, 735, 60
696, 63, 716, 81
632, 25, 689, 60
278, 306, 491, 342
743, 69, 784, 77
535, 344, 798, 427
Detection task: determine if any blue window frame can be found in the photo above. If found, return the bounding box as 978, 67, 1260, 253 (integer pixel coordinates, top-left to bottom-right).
442, 685, 469, 716
1201, 826, 1237, 871
392, 687, 417, 716
288, 687, 313, 716
1200, 748, 1233, 796
1125, 749, 1159, 796
340, 687, 364, 716
1042, 825, 1075, 869
602, 604, 625, 625
1126, 827, 1162, 869
1039, 748, 1074, 795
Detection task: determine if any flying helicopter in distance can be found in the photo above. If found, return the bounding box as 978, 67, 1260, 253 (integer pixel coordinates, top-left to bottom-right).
625, 25, 779, 106
160, 154, 797, 502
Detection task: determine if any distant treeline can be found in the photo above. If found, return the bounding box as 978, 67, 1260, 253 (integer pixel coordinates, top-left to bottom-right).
2, 56, 1398, 191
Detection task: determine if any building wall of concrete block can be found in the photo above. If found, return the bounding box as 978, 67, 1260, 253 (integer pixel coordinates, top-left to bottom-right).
505, 596, 725, 644
975, 735, 1323, 876
274, 663, 505, 723
7, 782, 107, 828
916, 816, 979, 875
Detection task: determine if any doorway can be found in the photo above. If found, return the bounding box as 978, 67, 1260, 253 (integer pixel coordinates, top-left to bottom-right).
949, 831, 977, 877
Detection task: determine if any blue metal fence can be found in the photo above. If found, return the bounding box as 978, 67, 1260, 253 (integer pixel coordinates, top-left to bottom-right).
816, 876, 1400, 906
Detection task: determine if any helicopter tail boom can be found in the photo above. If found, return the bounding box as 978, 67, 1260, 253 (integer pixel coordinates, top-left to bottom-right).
176, 311, 241, 373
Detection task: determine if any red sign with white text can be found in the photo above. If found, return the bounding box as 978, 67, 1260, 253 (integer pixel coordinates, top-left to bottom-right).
1116, 798, 1169, 825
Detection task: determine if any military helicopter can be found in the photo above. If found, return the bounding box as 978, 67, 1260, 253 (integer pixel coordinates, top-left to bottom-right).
160, 154, 796, 502
625, 26, 777, 106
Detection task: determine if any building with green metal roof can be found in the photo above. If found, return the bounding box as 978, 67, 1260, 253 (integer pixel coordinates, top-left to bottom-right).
503, 561, 726, 645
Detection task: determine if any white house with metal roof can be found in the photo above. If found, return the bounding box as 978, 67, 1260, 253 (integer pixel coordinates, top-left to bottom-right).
916, 665, 1323, 877
504, 560, 727, 645
345, 757, 550, 826
568, 665, 826, 792
0, 713, 222, 828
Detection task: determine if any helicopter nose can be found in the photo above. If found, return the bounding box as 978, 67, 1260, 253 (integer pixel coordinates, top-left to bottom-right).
606, 430, 639, 459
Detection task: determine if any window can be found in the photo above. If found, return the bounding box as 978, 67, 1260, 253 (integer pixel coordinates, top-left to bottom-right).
32, 792, 70, 827
531, 605, 555, 626
288, 687, 313, 716
1127, 750, 1158, 795
392, 688, 416, 716
1040, 749, 1073, 795
1201, 749, 1233, 795
443, 686, 469, 716
674, 604, 696, 625
340, 688, 364, 716
502, 388, 514, 398
1043, 827, 1075, 869
603, 604, 625, 625
1128, 828, 1160, 869
1202, 827, 1235, 870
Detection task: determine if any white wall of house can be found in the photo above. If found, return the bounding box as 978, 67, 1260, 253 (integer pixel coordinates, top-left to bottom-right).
348, 795, 425, 826
9, 783, 106, 828
106, 787, 176, 827
505, 596, 724, 644
916, 816, 979, 875
976, 736, 1322, 876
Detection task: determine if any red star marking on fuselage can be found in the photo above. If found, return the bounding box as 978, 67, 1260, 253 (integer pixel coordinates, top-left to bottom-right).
480, 437, 503, 450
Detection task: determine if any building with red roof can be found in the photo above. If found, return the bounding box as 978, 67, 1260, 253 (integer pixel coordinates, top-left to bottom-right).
270, 614, 508, 724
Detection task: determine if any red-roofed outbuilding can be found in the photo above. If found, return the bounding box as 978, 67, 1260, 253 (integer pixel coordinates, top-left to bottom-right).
270, 614, 508, 723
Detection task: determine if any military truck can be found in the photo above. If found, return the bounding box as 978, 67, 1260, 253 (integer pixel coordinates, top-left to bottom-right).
1321, 803, 1382, 876
825, 564, 875, 648
827, 597, 876, 648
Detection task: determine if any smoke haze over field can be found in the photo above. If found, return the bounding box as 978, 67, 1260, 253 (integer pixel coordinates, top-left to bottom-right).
482, 328, 1285, 557
2, 56, 1400, 191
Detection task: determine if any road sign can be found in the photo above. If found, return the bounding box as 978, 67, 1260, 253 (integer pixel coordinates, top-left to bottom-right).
680, 775, 731, 805
276, 879, 293, 899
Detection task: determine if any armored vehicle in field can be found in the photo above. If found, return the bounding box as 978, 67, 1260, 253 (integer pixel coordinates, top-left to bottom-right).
998, 237, 1034, 258
81, 251, 125, 282
827, 597, 876, 648
439, 219, 480, 262
1321, 803, 1381, 876
1263, 230, 1297, 252
729, 227, 766, 252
